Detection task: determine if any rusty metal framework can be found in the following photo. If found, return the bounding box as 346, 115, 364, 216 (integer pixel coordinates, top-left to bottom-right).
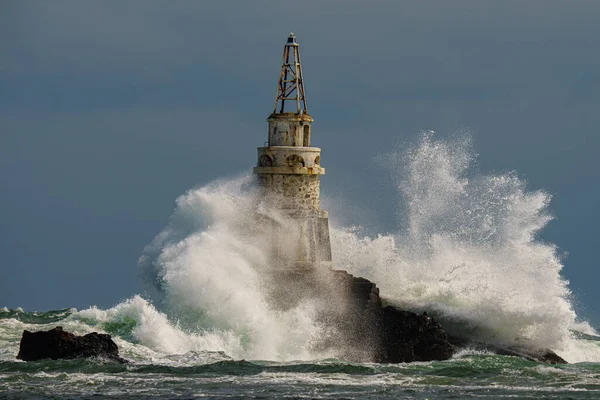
273, 33, 308, 114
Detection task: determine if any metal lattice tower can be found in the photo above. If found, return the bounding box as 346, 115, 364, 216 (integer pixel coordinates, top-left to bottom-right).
274, 33, 308, 114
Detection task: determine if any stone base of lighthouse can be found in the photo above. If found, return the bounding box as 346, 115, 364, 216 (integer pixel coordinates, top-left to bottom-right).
254, 160, 332, 270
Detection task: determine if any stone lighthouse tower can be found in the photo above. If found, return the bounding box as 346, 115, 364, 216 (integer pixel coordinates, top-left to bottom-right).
253, 33, 332, 269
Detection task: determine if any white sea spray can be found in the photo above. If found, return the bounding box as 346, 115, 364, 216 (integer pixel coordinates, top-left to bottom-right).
136, 176, 326, 361
5, 133, 593, 363
330, 133, 589, 361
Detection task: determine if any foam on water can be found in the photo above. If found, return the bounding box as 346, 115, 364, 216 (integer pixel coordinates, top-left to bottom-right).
73, 296, 242, 356
130, 132, 600, 363
4, 133, 595, 365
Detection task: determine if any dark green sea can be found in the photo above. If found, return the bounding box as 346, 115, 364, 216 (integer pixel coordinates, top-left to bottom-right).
2, 307, 600, 399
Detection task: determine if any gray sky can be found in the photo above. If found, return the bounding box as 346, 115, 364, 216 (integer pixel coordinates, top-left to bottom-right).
1, 1, 599, 323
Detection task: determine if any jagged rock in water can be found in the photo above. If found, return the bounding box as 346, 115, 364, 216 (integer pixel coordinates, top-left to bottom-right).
321, 270, 453, 363
270, 268, 455, 363
536, 350, 567, 364
496, 347, 567, 364
447, 335, 567, 364
323, 270, 385, 362
378, 307, 454, 362
17, 326, 126, 363
324, 272, 564, 364
264, 266, 565, 364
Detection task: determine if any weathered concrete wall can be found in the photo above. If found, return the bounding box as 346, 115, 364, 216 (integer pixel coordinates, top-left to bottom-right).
254, 160, 331, 265
255, 111, 330, 268
298, 216, 332, 263
268, 112, 313, 147
257, 173, 321, 211
258, 214, 332, 266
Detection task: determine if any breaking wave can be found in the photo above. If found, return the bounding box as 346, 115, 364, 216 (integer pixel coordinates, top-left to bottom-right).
3, 132, 597, 364
137, 177, 327, 361
330, 133, 597, 362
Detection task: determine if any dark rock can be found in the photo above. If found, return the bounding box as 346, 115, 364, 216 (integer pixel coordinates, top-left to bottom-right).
264, 267, 564, 365
378, 306, 454, 362
536, 349, 567, 364
308, 270, 454, 363
447, 335, 567, 364
491, 346, 567, 364
17, 326, 126, 363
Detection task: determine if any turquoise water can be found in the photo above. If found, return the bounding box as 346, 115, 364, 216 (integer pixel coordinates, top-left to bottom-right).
2, 308, 600, 399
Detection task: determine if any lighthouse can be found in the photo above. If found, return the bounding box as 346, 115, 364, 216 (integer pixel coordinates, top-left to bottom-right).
246, 34, 459, 365
253, 33, 332, 269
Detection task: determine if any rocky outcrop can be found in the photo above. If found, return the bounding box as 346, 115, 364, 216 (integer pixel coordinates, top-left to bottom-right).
17, 326, 126, 363
266, 268, 454, 363
446, 335, 567, 364
266, 266, 564, 364
326, 270, 454, 363
497, 347, 566, 364
534, 349, 567, 364
324, 270, 565, 364
379, 307, 454, 362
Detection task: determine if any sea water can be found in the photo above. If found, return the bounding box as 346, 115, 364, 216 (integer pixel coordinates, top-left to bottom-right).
2, 133, 600, 399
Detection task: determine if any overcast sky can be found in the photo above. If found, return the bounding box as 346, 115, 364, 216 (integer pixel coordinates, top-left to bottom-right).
1, 1, 599, 323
